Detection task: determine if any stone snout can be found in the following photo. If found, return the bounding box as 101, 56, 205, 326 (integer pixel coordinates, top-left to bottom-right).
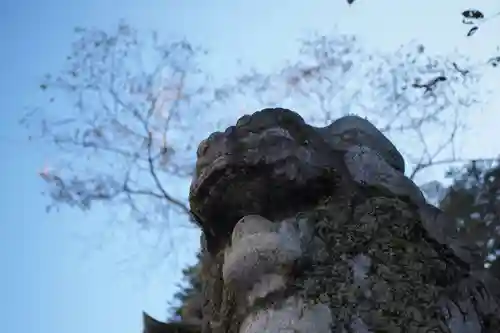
222, 215, 333, 333
222, 215, 303, 306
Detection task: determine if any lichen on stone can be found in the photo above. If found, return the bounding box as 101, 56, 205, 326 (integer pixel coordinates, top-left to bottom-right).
291, 193, 466, 332
145, 108, 500, 333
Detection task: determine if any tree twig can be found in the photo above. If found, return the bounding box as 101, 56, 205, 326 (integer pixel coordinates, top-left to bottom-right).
146, 131, 191, 216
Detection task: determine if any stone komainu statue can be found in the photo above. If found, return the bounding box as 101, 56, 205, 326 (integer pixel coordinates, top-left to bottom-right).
143, 108, 500, 333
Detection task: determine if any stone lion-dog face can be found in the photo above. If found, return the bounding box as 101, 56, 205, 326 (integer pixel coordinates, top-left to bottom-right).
189, 108, 404, 254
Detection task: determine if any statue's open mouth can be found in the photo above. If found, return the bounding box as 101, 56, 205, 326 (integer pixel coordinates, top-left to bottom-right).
190, 128, 301, 200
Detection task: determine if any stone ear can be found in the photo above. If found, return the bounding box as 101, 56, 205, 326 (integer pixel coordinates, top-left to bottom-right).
142, 312, 200, 333
321, 115, 405, 173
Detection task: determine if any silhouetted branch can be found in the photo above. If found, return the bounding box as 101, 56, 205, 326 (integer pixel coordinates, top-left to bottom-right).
146, 131, 190, 216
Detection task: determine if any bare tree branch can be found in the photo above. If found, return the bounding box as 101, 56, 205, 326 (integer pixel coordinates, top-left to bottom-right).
24, 23, 496, 244
146, 131, 190, 216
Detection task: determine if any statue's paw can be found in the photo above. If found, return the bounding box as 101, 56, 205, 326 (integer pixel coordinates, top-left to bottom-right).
239, 296, 333, 333
222, 215, 302, 293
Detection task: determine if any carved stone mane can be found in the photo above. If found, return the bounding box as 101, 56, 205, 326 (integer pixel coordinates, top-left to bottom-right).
144, 108, 500, 333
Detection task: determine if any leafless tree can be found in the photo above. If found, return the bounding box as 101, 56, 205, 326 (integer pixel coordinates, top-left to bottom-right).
22, 22, 218, 235
220, 33, 494, 180
22, 22, 496, 242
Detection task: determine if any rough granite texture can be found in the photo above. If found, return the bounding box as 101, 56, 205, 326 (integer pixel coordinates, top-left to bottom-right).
143, 108, 500, 333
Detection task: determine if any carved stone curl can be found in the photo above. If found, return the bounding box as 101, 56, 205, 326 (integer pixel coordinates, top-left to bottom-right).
144, 108, 500, 333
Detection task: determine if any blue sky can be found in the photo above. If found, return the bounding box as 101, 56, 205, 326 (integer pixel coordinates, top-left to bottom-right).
0, 0, 499, 332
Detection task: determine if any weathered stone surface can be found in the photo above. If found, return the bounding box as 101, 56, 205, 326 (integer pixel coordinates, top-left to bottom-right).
418, 202, 485, 269
320, 114, 405, 173
189, 109, 407, 254
239, 296, 332, 333
343, 145, 425, 205
189, 108, 346, 254
223, 215, 303, 290
145, 108, 500, 333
